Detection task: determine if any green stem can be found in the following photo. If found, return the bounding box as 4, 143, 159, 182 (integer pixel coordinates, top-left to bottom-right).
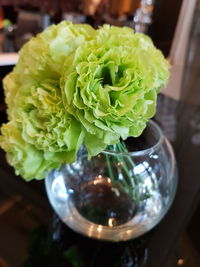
105, 141, 146, 201
105, 149, 131, 196
109, 141, 143, 201
116, 142, 142, 183
105, 153, 116, 186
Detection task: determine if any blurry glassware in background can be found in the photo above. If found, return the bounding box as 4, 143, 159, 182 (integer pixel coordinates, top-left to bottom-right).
62, 0, 86, 24
0, 0, 158, 53
62, 13, 86, 24
1, 0, 182, 56
41, 13, 51, 30
3, 24, 17, 52
104, 0, 139, 27
103, 0, 155, 31
61, 0, 156, 31
134, 0, 155, 33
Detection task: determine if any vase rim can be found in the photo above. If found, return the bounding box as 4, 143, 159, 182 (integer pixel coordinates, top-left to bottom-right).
103, 120, 164, 157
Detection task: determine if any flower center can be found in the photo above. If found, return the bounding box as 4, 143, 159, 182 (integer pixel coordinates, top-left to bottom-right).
101, 67, 113, 86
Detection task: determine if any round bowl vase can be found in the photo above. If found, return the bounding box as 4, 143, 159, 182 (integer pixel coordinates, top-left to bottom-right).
45, 120, 178, 242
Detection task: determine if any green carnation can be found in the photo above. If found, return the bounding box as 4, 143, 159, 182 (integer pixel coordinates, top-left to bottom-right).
5, 21, 96, 119
0, 21, 94, 180
0, 121, 72, 180
13, 78, 82, 153
61, 25, 170, 156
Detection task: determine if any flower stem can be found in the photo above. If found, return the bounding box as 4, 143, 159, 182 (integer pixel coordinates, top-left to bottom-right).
105, 141, 142, 201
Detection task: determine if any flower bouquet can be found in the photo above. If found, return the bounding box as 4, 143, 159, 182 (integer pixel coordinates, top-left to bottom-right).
0, 22, 177, 241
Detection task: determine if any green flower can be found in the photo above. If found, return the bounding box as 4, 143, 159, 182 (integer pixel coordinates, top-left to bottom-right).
15, 79, 83, 153
0, 121, 72, 180
61, 25, 170, 156
4, 21, 96, 117
0, 22, 170, 181
1, 78, 84, 180
0, 21, 95, 180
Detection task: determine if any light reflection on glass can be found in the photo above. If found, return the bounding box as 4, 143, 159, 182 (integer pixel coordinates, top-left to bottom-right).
177, 258, 184, 265
97, 225, 103, 232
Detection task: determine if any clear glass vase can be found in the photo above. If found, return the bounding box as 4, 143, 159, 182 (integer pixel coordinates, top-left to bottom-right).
45, 120, 178, 242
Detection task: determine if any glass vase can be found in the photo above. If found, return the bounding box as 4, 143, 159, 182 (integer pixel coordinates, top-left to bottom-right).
45, 120, 177, 242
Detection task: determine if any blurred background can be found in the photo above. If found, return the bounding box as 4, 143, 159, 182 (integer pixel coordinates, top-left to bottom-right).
0, 0, 182, 55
